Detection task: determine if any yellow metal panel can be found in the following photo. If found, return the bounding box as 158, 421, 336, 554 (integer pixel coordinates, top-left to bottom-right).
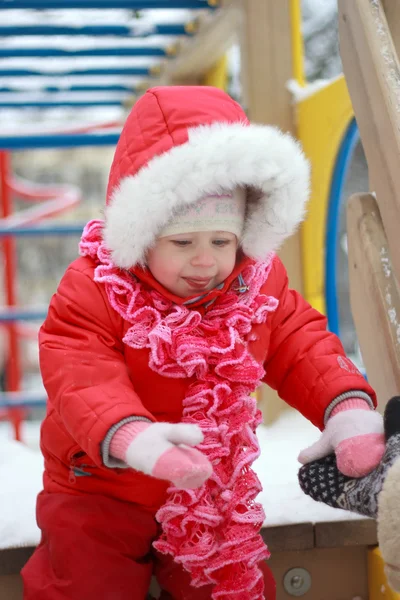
202, 54, 228, 91
290, 0, 306, 87
296, 75, 354, 312
368, 547, 400, 600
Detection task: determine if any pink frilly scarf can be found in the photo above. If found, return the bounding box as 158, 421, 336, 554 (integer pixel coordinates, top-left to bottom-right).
79, 220, 279, 600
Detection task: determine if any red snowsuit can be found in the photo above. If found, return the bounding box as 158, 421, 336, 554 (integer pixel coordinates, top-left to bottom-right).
22, 86, 375, 600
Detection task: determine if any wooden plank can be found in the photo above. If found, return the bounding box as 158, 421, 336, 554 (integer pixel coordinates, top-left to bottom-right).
239, 0, 303, 424
0, 547, 35, 576
315, 519, 378, 549
261, 522, 314, 553
347, 193, 400, 409
0, 574, 23, 600
382, 0, 400, 59
239, 0, 293, 129
161, 2, 240, 84
338, 0, 400, 284
269, 546, 369, 600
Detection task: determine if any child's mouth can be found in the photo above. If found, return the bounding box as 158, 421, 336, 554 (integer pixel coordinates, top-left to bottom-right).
184, 278, 212, 290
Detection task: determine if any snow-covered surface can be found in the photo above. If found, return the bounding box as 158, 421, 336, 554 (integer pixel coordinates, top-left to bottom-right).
0, 409, 365, 551
287, 74, 343, 103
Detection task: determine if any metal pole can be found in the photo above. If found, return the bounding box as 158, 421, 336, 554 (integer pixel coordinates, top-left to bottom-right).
0, 23, 193, 37
0, 46, 170, 58
0, 151, 23, 441
0, 99, 126, 108
0, 131, 121, 151
0, 0, 216, 8
0, 67, 153, 77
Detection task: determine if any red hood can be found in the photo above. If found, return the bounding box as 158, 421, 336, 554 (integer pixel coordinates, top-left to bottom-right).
103, 85, 310, 270
106, 86, 248, 203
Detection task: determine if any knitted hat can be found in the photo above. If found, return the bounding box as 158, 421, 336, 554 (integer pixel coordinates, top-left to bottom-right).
158, 187, 246, 239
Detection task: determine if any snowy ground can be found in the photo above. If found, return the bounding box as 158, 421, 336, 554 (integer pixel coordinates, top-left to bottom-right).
0, 408, 365, 551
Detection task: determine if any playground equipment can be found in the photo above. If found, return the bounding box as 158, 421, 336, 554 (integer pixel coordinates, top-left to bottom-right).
0, 1, 399, 599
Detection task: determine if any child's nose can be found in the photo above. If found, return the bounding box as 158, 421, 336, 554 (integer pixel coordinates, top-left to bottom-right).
191, 249, 216, 267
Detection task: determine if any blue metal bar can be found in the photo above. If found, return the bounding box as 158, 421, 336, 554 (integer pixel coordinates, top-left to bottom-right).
0, 99, 124, 108
0, 84, 136, 93
0, 223, 85, 236
0, 131, 120, 150
0, 23, 192, 37
0, 307, 48, 322
325, 118, 360, 337
0, 67, 152, 77
0, 46, 168, 58
0, 0, 215, 8
0, 391, 47, 409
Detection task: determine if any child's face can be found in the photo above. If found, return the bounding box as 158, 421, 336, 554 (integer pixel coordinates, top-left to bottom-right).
147, 230, 238, 298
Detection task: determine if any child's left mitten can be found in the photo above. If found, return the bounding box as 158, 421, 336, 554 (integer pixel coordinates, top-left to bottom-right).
298, 398, 385, 477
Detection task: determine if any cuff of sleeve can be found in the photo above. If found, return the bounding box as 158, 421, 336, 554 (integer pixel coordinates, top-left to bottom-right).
101, 416, 152, 468
324, 390, 375, 425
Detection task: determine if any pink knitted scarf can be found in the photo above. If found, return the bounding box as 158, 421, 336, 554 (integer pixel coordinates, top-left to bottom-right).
80, 219, 279, 600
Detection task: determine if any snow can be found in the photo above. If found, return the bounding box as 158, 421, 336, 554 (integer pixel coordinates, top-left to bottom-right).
0, 409, 365, 551
287, 74, 343, 103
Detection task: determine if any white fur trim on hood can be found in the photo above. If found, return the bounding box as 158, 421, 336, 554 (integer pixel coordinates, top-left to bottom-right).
104, 121, 310, 268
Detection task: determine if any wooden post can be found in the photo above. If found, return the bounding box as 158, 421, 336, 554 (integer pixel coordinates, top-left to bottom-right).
347, 193, 400, 411
158, 3, 240, 85
239, 0, 303, 423
382, 0, 400, 58
338, 0, 400, 285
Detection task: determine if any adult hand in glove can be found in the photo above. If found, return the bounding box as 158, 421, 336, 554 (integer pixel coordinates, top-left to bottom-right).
110, 421, 213, 489
298, 398, 385, 477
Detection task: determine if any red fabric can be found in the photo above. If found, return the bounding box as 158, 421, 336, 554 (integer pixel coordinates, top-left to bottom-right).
106, 86, 249, 204
260, 257, 376, 427
38, 252, 375, 510
22, 492, 276, 600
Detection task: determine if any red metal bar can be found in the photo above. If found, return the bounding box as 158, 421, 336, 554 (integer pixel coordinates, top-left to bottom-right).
0, 151, 23, 440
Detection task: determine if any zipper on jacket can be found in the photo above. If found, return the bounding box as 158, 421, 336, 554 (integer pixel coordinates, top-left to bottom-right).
69, 451, 95, 483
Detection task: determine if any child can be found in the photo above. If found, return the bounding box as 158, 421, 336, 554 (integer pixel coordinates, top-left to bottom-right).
22, 86, 384, 600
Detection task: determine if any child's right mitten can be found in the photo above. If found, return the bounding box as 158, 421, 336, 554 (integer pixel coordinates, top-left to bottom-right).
110, 421, 213, 489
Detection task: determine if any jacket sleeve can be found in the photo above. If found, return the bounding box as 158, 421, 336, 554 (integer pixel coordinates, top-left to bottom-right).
262, 257, 376, 430
39, 263, 155, 466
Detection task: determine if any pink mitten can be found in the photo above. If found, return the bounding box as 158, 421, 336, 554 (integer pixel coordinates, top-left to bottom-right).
110, 421, 212, 489
298, 399, 385, 477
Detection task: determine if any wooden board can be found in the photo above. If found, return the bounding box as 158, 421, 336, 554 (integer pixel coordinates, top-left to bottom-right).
338, 0, 400, 285
160, 2, 241, 84
262, 523, 314, 553
0, 547, 34, 577
269, 546, 369, 600
239, 0, 303, 423
347, 193, 400, 409
0, 575, 23, 600
315, 518, 377, 549
382, 0, 400, 58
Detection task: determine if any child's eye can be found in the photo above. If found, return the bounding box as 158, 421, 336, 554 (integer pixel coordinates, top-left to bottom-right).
213, 239, 230, 247
172, 240, 191, 247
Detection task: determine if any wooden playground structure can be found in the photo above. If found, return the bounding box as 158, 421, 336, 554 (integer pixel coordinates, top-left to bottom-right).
0, 0, 400, 598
